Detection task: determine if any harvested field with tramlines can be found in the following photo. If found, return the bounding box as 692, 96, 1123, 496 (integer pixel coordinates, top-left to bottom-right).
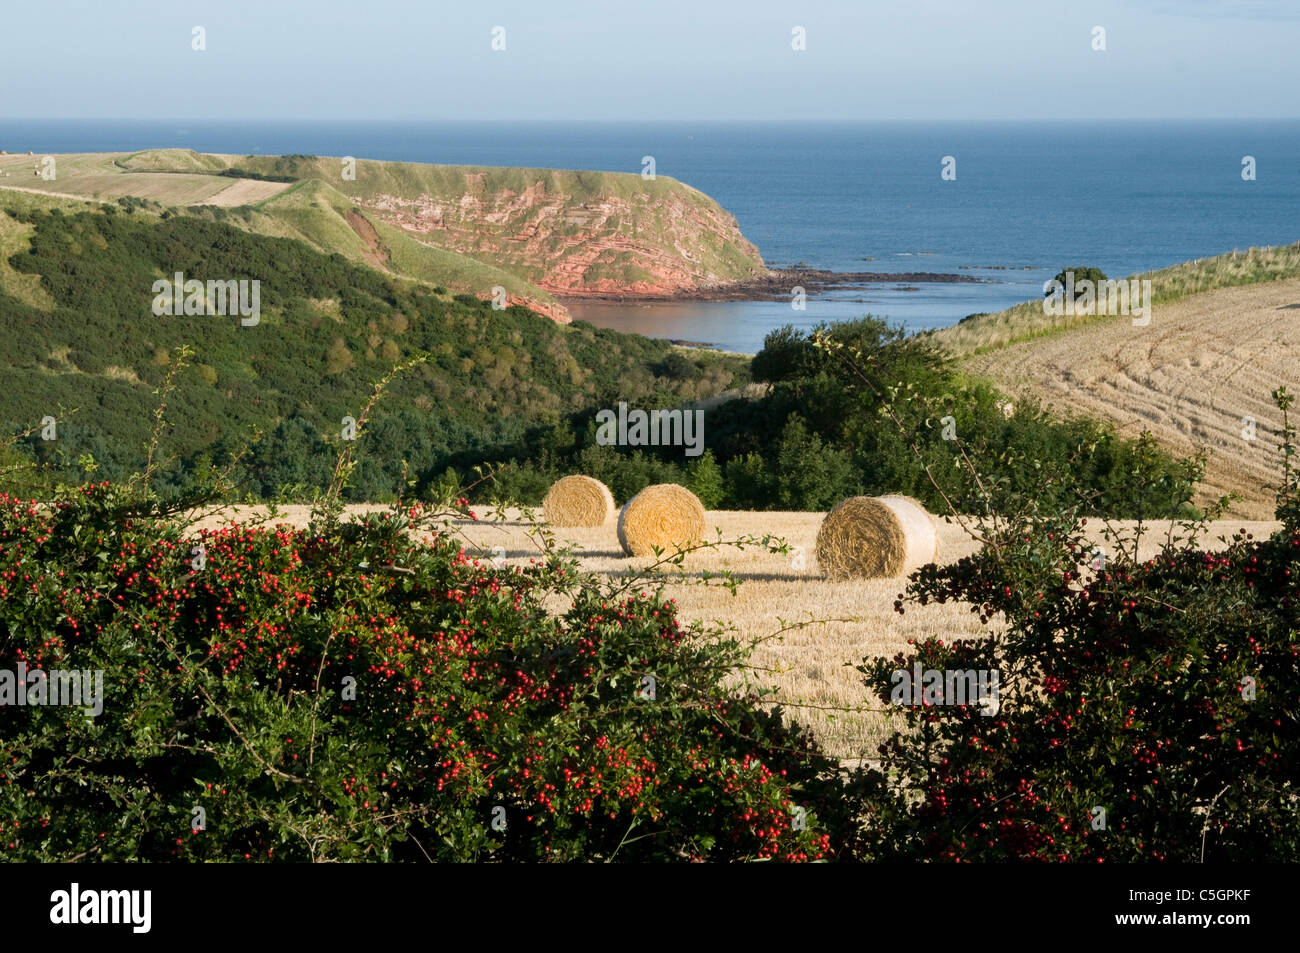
937, 249, 1300, 520
188, 504, 1281, 763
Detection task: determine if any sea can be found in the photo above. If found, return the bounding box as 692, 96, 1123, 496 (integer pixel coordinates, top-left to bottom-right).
4, 119, 1298, 354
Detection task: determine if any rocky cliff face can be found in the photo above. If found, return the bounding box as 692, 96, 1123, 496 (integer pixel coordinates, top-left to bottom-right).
355, 172, 766, 299
94, 152, 768, 314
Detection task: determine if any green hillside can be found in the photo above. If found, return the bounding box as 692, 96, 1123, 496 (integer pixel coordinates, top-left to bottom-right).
0, 198, 746, 501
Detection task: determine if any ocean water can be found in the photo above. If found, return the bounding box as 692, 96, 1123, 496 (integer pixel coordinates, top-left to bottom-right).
4, 119, 1298, 353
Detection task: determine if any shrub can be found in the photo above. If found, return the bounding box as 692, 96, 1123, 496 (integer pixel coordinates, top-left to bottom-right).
1045, 266, 1107, 303
0, 482, 844, 861
686, 450, 726, 510
772, 414, 856, 510
721, 452, 772, 509
854, 379, 1300, 861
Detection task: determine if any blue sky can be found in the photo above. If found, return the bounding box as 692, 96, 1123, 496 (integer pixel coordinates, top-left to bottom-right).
2, 0, 1297, 120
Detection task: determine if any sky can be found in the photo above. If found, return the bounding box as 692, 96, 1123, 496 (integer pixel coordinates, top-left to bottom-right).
1, 0, 1297, 120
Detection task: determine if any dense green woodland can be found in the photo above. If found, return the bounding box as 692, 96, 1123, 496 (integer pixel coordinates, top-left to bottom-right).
2, 203, 1197, 516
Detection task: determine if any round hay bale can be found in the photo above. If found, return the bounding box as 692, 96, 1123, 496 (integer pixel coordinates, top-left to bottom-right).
815, 494, 940, 579
542, 475, 615, 527
616, 483, 707, 557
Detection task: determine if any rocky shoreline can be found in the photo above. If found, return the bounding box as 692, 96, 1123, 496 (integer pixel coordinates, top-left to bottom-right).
561, 267, 983, 303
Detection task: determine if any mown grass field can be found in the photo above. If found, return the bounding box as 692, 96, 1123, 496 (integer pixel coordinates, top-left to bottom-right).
188, 504, 1280, 762
962, 279, 1300, 518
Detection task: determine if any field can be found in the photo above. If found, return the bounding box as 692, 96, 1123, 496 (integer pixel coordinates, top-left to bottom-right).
934, 244, 1300, 518
953, 278, 1300, 519
0, 152, 291, 206
189, 504, 1280, 762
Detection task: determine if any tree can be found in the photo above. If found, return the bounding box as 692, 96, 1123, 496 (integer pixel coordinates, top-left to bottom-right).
251, 415, 334, 497
772, 414, 856, 510
722, 452, 772, 509
687, 450, 725, 509
1045, 265, 1107, 302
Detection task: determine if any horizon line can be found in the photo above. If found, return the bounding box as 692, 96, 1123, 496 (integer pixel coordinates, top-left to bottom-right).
3, 116, 1300, 124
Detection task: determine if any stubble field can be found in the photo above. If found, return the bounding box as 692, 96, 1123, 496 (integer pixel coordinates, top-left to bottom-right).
190, 505, 1280, 762
952, 277, 1300, 519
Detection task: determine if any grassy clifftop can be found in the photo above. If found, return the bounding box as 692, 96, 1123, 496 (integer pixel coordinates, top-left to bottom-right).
206, 152, 767, 295
932, 242, 1300, 357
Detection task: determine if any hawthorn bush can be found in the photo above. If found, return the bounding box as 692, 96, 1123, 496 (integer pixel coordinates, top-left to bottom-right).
0, 482, 848, 861
855, 386, 1300, 861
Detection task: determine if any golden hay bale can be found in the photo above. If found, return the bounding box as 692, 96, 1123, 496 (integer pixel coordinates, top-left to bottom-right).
616, 483, 707, 557
542, 475, 615, 527
815, 494, 940, 579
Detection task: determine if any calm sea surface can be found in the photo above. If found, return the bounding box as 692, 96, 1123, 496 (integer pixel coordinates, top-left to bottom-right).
4, 119, 1297, 353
